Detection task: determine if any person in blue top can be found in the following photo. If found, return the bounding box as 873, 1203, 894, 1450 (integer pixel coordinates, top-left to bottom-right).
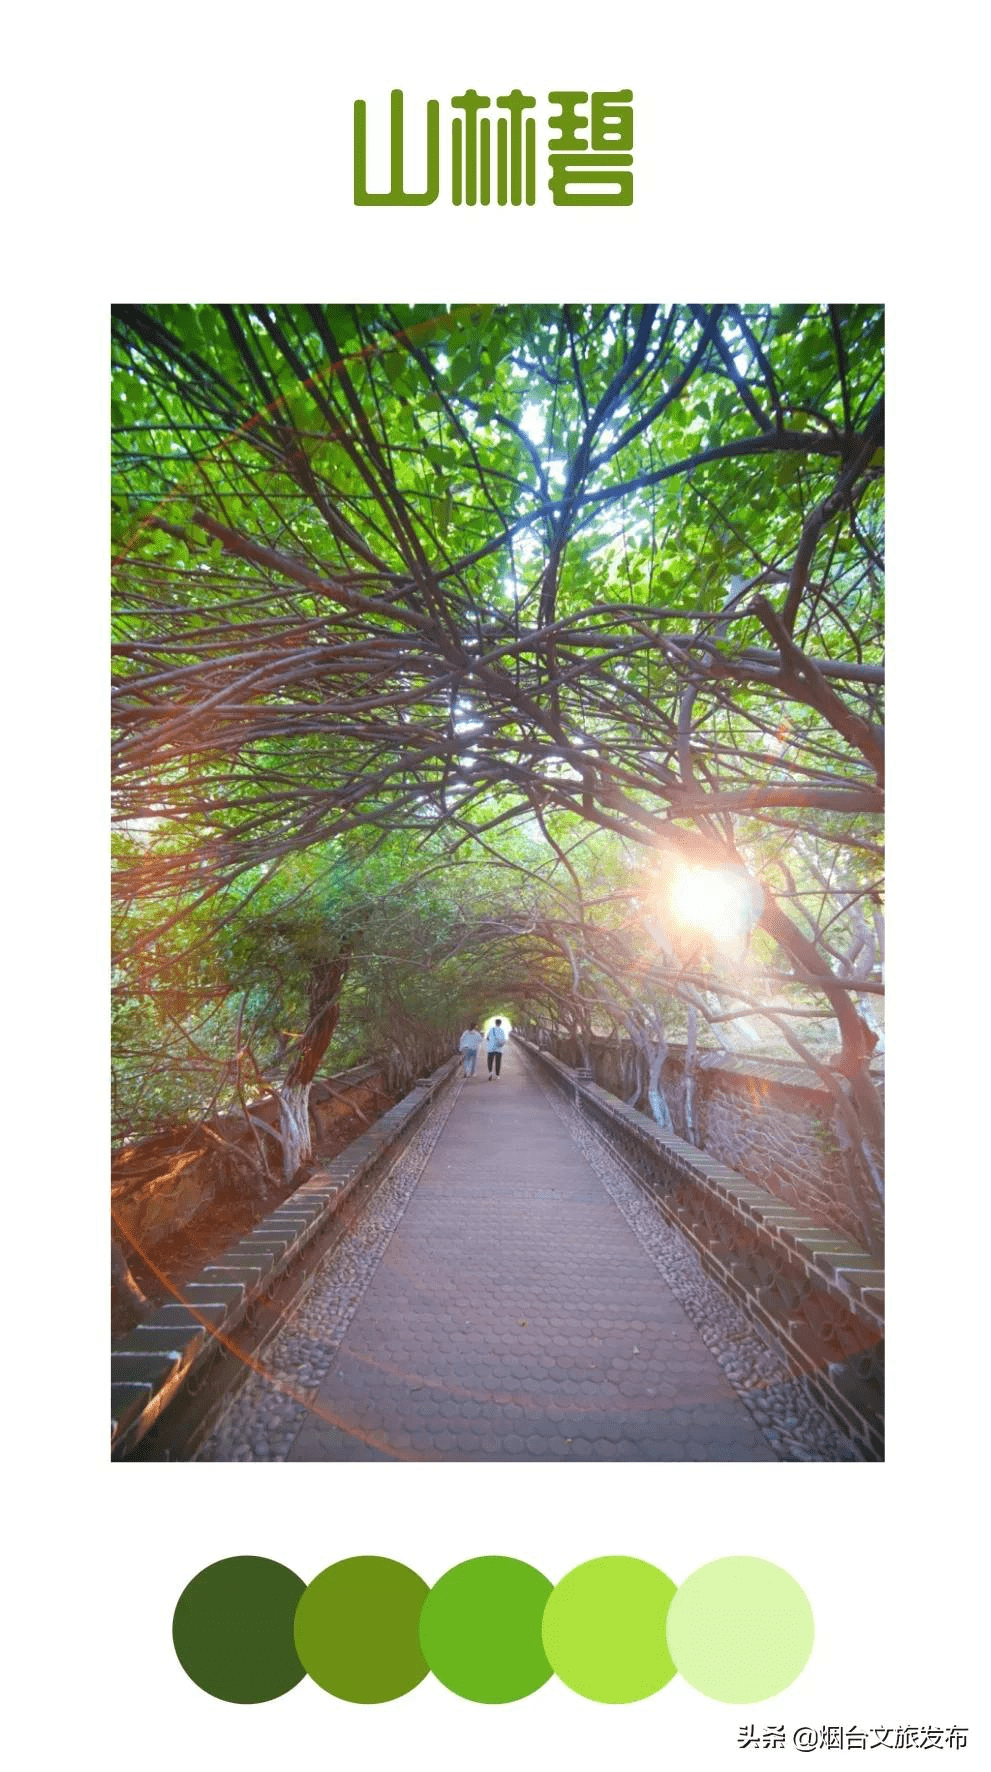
485, 1018, 507, 1080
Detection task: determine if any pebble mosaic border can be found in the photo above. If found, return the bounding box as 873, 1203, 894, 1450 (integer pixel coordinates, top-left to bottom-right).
531, 1062, 860, 1462
196, 1077, 465, 1461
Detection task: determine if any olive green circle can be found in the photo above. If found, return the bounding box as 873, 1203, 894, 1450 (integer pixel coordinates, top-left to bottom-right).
418, 1556, 553, 1703
293, 1556, 430, 1703
172, 1556, 306, 1704
541, 1556, 677, 1703
665, 1556, 814, 1703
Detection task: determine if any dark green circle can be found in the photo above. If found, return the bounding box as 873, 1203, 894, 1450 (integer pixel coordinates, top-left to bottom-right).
293, 1556, 430, 1703
172, 1556, 306, 1704
418, 1556, 553, 1703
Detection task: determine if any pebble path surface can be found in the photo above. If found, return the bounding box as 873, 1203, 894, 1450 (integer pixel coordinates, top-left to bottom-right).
198, 1048, 858, 1462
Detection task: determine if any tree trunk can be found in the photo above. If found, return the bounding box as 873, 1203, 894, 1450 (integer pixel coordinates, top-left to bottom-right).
683, 1004, 699, 1145
857, 993, 885, 1056
646, 1033, 672, 1129
111, 1235, 149, 1328
760, 889, 884, 1181
622, 1041, 640, 1107
274, 1081, 312, 1182
277, 950, 350, 1182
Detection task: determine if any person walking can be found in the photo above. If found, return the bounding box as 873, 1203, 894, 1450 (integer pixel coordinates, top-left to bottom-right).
458, 1022, 483, 1079
485, 1017, 507, 1080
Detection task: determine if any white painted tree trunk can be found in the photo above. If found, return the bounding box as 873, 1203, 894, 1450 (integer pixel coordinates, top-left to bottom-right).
278, 1081, 313, 1183
683, 1004, 699, 1146
647, 1039, 673, 1129
857, 994, 885, 1055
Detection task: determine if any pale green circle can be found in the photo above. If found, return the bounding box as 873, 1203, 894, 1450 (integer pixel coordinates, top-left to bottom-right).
665, 1557, 814, 1703
541, 1556, 677, 1703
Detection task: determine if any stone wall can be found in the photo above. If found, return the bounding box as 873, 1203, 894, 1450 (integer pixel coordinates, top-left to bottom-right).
111, 1062, 387, 1258
111, 1057, 458, 1460
662, 1048, 883, 1248
525, 1032, 883, 1248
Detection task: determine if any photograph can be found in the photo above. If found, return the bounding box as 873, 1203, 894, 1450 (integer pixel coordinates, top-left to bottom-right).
110, 301, 884, 1466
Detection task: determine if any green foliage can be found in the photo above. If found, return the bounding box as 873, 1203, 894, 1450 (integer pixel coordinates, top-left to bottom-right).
112, 304, 884, 1147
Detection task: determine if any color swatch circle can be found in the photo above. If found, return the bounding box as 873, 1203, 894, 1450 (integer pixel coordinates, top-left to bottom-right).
665, 1556, 814, 1702
418, 1555, 553, 1703
541, 1555, 677, 1703
293, 1555, 430, 1703
172, 1555, 306, 1704
173, 1550, 817, 1706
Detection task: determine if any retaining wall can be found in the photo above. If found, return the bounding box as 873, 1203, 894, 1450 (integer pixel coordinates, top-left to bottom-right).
528, 1032, 882, 1247
111, 1062, 387, 1259
110, 1057, 457, 1461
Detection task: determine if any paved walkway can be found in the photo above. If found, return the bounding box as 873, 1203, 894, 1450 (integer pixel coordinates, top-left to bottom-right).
286, 1050, 775, 1462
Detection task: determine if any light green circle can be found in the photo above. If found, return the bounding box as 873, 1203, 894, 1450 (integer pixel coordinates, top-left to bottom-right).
541, 1556, 677, 1704
665, 1557, 814, 1703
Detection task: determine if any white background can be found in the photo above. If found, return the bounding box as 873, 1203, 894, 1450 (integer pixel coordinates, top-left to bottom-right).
6, 2, 987, 1763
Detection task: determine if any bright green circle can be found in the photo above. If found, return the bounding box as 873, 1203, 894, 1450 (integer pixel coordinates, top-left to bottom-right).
293, 1556, 430, 1703
418, 1556, 553, 1703
541, 1556, 677, 1703
665, 1556, 814, 1703
172, 1556, 306, 1704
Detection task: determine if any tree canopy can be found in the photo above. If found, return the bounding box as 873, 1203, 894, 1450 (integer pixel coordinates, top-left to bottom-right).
111, 303, 883, 1213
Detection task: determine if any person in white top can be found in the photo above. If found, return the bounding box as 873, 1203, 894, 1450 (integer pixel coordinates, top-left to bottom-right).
458, 1022, 483, 1078
485, 1018, 507, 1080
